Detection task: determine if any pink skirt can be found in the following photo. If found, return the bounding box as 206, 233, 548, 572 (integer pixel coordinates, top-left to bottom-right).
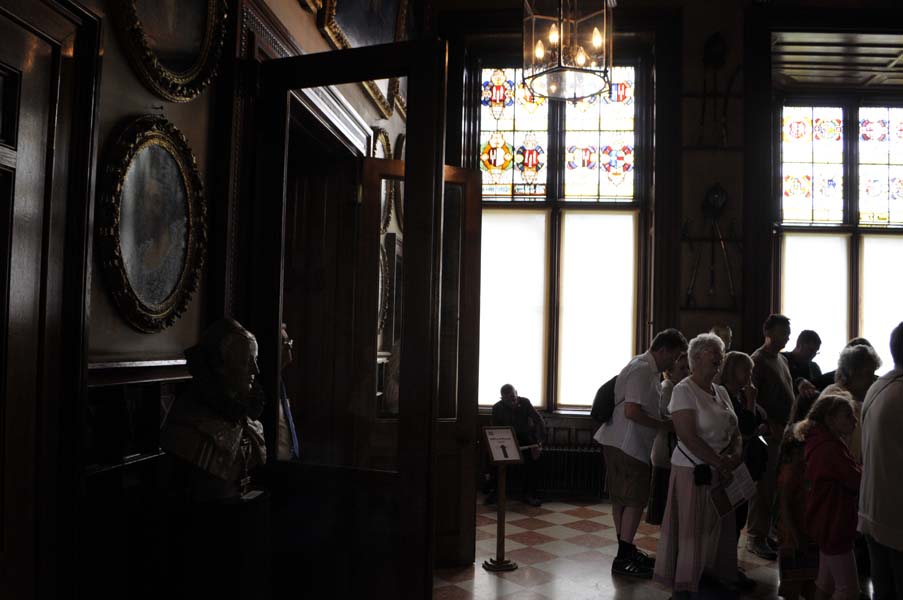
653, 465, 738, 592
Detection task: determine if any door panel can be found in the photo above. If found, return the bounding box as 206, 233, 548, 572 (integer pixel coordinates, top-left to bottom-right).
0, 12, 53, 594
253, 41, 453, 599
434, 166, 482, 566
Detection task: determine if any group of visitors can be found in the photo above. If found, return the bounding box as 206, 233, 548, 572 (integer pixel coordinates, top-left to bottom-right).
593, 316, 903, 600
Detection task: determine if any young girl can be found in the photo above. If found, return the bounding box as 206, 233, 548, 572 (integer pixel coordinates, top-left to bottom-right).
646, 353, 689, 525
795, 393, 861, 600
776, 427, 816, 600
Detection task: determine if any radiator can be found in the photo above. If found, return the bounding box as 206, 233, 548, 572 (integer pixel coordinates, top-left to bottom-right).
535, 444, 606, 498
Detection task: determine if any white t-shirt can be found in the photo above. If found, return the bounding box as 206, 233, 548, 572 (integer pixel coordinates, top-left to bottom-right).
859, 366, 903, 551
668, 377, 738, 468
595, 351, 662, 463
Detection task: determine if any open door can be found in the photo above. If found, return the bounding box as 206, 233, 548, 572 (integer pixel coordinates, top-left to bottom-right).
248, 40, 454, 598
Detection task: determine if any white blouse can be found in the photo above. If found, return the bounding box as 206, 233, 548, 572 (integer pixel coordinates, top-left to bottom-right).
668, 377, 739, 468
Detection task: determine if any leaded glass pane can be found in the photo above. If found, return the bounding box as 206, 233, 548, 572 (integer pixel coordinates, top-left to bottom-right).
599, 132, 635, 198
781, 105, 843, 224
858, 106, 903, 226
479, 130, 514, 198
564, 131, 600, 198
782, 162, 814, 223
480, 67, 547, 202
514, 82, 549, 132
860, 164, 889, 225
600, 66, 636, 132
514, 130, 548, 199
564, 66, 635, 202
859, 107, 890, 165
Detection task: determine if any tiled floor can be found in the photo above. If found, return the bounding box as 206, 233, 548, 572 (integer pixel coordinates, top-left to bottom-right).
434, 496, 781, 599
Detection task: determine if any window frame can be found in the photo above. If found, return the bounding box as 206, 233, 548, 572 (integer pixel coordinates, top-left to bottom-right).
773, 92, 903, 344
475, 48, 654, 412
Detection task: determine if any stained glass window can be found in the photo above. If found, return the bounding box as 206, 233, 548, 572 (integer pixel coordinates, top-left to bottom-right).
564, 66, 636, 201
781, 106, 844, 223
859, 107, 903, 225
479, 68, 548, 201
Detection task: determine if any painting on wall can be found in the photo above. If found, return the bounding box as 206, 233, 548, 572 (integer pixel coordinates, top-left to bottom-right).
96, 116, 207, 333
316, 0, 407, 119
113, 0, 228, 102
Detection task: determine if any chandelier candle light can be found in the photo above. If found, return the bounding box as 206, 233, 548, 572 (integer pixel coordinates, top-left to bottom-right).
523, 0, 615, 100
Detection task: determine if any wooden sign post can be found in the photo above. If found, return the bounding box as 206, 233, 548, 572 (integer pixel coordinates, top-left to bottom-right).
482, 426, 522, 572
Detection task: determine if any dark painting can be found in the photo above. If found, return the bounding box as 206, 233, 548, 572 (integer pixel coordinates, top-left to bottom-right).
334, 0, 399, 49
135, 0, 207, 74
119, 144, 189, 307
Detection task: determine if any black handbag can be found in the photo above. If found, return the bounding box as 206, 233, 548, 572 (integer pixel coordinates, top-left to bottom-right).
678, 444, 712, 486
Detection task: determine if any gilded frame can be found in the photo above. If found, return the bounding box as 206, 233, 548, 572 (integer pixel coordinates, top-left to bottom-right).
96, 116, 207, 333
373, 127, 394, 233
113, 0, 228, 103
317, 0, 407, 119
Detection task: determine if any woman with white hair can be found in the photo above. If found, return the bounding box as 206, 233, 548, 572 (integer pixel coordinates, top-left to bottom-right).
816, 343, 881, 464
654, 333, 743, 598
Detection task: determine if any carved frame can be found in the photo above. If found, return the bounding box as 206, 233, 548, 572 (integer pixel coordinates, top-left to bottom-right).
96, 116, 207, 332
317, 0, 407, 118
113, 0, 228, 102
373, 127, 394, 232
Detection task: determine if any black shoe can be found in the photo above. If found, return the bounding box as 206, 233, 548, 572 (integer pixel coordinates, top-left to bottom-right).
612, 556, 653, 579
632, 547, 655, 569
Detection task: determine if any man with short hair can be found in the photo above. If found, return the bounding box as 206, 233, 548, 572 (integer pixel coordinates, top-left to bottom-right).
859, 322, 903, 599
746, 314, 795, 560
781, 330, 823, 423
488, 384, 546, 507
595, 328, 688, 578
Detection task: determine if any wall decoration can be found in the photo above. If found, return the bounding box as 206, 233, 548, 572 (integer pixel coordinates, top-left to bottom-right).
393, 132, 405, 232
114, 0, 228, 102
317, 0, 407, 118
96, 116, 207, 332
372, 127, 394, 233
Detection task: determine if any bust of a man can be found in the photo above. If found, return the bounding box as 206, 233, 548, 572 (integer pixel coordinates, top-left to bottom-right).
161, 318, 267, 501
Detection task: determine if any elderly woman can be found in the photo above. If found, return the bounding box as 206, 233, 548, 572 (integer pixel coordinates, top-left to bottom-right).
816, 343, 881, 464
654, 333, 743, 597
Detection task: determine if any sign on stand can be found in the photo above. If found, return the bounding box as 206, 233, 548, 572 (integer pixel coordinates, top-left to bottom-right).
482, 426, 522, 572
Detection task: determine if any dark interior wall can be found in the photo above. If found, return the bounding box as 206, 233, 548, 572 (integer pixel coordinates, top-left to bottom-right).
85, 0, 208, 362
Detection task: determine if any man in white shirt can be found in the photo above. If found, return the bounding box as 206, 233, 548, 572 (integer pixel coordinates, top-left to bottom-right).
596, 328, 687, 578
859, 321, 903, 598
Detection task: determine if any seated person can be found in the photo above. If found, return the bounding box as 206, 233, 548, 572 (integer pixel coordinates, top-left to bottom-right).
487, 384, 546, 507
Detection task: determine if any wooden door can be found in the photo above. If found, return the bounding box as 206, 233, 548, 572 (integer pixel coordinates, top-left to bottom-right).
0, 1, 98, 597
249, 41, 449, 599
435, 167, 482, 565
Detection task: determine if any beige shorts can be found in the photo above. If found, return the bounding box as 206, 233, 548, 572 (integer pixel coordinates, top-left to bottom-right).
603, 445, 651, 508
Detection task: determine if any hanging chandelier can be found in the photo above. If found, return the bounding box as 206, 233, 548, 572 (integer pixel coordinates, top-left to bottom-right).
523, 0, 615, 101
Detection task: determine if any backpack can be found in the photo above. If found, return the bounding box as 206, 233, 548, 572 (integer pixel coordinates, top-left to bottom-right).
590, 375, 619, 424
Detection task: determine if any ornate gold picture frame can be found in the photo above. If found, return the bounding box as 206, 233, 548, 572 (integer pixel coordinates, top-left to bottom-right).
317, 0, 407, 119
96, 116, 207, 332
114, 0, 228, 103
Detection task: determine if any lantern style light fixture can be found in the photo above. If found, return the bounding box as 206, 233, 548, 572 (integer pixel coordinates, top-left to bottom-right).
523, 0, 615, 100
